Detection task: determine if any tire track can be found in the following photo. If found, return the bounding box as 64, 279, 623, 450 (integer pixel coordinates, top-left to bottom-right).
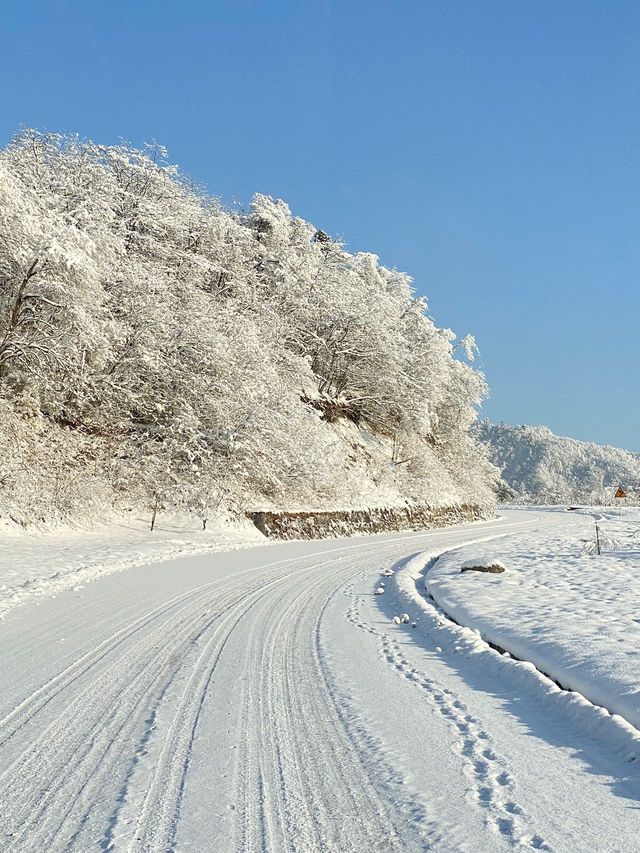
125, 563, 332, 852
0, 518, 546, 851
231, 548, 436, 852
0, 580, 246, 851
120, 548, 389, 852
3, 552, 352, 851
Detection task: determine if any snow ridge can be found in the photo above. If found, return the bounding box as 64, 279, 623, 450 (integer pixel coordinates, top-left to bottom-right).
413, 548, 640, 761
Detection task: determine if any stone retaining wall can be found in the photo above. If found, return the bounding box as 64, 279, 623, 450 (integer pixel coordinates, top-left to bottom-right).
248, 504, 489, 540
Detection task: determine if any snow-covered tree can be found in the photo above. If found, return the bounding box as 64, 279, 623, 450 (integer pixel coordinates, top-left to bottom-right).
478, 421, 640, 505
0, 130, 498, 525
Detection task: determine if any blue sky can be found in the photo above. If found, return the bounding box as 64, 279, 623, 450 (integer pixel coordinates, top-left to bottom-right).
2, 1, 639, 449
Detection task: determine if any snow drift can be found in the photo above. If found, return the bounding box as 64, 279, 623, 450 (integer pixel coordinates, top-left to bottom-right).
425, 510, 640, 732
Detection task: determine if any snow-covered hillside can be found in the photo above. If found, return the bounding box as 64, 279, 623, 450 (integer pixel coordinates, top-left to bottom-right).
0, 130, 496, 526
478, 421, 640, 504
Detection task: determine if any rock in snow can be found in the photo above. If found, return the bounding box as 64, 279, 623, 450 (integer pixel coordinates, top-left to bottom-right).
460, 559, 506, 574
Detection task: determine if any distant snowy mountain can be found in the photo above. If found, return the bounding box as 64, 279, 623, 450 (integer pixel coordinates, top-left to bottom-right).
477, 421, 640, 504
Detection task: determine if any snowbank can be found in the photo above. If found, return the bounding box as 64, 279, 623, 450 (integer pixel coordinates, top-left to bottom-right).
384, 539, 640, 762
424, 508, 640, 731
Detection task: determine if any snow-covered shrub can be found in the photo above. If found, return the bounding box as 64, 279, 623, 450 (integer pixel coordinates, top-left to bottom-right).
581, 526, 622, 556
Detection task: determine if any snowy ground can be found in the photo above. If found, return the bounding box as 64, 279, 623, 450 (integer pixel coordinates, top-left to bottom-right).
0, 513, 264, 621
426, 507, 640, 730
1, 509, 639, 851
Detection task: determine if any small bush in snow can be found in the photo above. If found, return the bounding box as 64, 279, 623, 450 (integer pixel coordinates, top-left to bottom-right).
582, 532, 622, 556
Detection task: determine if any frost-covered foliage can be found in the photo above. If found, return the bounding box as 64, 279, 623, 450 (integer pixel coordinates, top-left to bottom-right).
0, 130, 497, 524
478, 421, 640, 505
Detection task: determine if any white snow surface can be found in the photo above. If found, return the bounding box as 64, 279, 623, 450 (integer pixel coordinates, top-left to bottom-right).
0, 513, 264, 621
427, 507, 640, 730
1, 509, 639, 851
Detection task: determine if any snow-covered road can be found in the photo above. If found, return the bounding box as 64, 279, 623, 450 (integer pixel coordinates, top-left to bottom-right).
1, 511, 637, 851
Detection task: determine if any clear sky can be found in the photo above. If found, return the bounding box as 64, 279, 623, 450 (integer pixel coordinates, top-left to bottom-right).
2, 1, 639, 449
